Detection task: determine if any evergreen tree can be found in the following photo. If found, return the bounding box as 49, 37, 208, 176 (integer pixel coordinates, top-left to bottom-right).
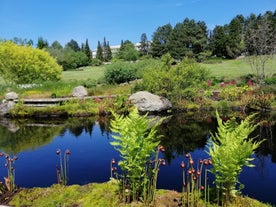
210, 25, 229, 57
65, 39, 80, 52
150, 24, 172, 58
105, 41, 112, 61
96, 41, 103, 61
37, 37, 48, 49
51, 40, 63, 50
167, 18, 208, 60
116, 40, 139, 61
227, 16, 245, 58
167, 22, 187, 60
84, 39, 92, 61
139, 33, 149, 56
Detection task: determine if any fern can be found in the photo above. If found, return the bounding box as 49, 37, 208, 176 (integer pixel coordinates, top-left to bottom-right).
208, 111, 264, 205
110, 108, 165, 203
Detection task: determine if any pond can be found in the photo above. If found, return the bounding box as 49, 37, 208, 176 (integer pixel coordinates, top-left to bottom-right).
0, 111, 275, 205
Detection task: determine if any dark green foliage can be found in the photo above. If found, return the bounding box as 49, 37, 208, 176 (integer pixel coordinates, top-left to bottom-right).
61, 49, 89, 70
150, 24, 172, 58
116, 40, 139, 61
36, 37, 48, 49
264, 76, 276, 85
139, 33, 150, 56
65, 39, 80, 52
167, 18, 208, 60
84, 39, 92, 61
90, 58, 102, 66
104, 61, 139, 84
96, 41, 103, 61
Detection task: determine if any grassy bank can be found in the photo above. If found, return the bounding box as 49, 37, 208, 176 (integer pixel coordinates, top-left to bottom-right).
6, 181, 272, 207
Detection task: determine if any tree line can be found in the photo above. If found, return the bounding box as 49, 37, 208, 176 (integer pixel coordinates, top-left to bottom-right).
1, 9, 275, 71
149, 10, 276, 61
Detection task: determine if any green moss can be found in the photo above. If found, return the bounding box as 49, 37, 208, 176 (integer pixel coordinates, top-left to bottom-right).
10, 182, 120, 207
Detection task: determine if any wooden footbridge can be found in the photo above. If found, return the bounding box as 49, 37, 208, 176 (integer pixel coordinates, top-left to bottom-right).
14, 95, 117, 107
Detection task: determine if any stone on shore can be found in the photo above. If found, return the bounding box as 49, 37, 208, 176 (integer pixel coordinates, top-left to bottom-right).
129, 91, 172, 112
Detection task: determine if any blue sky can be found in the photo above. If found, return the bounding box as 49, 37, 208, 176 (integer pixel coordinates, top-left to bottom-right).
0, 0, 275, 49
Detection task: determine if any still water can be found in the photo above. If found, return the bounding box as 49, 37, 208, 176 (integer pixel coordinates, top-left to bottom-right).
0, 111, 275, 205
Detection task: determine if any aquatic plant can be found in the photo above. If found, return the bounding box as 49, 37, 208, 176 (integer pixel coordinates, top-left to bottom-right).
0, 152, 18, 192
180, 153, 212, 207
56, 149, 70, 185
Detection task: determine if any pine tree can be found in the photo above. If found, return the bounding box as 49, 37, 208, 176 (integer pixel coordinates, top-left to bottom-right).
84, 39, 92, 61
106, 41, 112, 61
96, 41, 103, 61
139, 33, 149, 56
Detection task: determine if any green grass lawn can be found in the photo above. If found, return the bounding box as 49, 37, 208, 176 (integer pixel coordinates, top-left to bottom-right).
202, 57, 276, 79
61, 65, 106, 82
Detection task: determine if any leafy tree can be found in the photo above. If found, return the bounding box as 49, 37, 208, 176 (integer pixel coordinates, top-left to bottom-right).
47, 40, 64, 66
51, 40, 63, 50
139, 33, 149, 56
84, 38, 92, 61
116, 40, 139, 61
61, 48, 88, 70
37, 37, 49, 49
0, 41, 62, 83
96, 41, 103, 61
65, 39, 80, 52
150, 24, 172, 58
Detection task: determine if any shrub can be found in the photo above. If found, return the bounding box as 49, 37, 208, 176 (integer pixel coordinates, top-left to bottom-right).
134, 57, 210, 106
0, 41, 62, 84
104, 61, 139, 84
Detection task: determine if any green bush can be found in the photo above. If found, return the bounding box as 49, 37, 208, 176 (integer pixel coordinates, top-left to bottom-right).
104, 61, 139, 84
90, 58, 103, 66
134, 57, 210, 105
0, 41, 62, 84
264, 76, 276, 85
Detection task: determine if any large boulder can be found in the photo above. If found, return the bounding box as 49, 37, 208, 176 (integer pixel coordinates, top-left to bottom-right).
5, 92, 18, 100
129, 91, 172, 112
0, 101, 15, 116
72, 86, 88, 98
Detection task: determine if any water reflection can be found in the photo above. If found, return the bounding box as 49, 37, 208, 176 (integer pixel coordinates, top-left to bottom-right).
0, 111, 275, 205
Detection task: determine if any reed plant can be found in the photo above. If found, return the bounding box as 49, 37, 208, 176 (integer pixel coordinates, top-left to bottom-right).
56, 149, 70, 185
180, 153, 212, 207
0, 152, 18, 192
